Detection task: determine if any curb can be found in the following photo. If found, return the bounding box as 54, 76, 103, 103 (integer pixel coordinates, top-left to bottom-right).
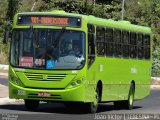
0, 73, 8, 77
0, 97, 23, 105
0, 64, 8, 71
0, 64, 8, 77
150, 85, 160, 89
151, 77, 160, 81
0, 97, 17, 105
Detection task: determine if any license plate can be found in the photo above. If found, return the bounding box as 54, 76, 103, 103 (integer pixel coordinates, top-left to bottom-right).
38, 92, 51, 97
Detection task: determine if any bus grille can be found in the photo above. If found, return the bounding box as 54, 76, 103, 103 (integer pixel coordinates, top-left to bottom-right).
28, 93, 62, 100
24, 73, 67, 81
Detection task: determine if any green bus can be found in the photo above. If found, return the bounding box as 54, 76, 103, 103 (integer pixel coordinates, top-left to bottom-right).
4, 10, 151, 113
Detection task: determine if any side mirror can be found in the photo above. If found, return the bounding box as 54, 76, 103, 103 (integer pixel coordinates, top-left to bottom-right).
3, 30, 10, 44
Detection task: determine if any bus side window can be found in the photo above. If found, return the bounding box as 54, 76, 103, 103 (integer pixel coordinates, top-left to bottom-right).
137, 34, 144, 59
122, 31, 129, 58
144, 34, 150, 59
88, 24, 95, 68
114, 29, 122, 57
130, 32, 137, 59
96, 26, 105, 56
105, 28, 113, 56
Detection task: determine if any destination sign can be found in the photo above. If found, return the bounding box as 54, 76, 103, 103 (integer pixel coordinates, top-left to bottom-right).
17, 15, 81, 27
31, 17, 68, 25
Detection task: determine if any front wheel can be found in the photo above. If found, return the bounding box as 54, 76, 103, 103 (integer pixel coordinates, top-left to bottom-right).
24, 100, 39, 111
86, 88, 100, 113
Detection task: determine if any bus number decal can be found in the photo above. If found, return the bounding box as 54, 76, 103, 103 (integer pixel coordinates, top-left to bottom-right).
130, 66, 137, 74
99, 64, 103, 72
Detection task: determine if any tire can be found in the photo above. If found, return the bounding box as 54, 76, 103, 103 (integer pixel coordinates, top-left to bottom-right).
25, 100, 39, 111
126, 83, 135, 109
64, 102, 84, 112
86, 88, 100, 113
114, 83, 135, 110
114, 101, 123, 110
64, 102, 77, 111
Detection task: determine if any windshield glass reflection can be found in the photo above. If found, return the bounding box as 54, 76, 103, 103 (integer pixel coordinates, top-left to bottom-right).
11, 29, 85, 69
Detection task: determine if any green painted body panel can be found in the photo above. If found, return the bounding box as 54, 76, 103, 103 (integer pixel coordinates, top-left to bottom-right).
87, 57, 151, 101
16, 72, 76, 89
9, 10, 151, 103
9, 80, 86, 101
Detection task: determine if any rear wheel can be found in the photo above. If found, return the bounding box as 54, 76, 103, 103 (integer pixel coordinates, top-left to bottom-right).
24, 100, 39, 111
114, 83, 135, 110
127, 83, 135, 109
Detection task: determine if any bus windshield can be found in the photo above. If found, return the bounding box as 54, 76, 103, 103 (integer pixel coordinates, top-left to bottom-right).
10, 29, 85, 70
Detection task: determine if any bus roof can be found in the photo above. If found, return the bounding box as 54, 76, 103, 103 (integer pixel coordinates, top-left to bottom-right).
15, 10, 151, 34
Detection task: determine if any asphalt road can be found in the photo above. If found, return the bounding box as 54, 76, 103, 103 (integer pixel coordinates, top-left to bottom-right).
0, 76, 8, 86
0, 76, 160, 120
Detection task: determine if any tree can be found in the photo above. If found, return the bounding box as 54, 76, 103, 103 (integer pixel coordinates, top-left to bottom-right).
152, 47, 160, 77
6, 0, 21, 23
0, 0, 8, 36
0, 0, 21, 64
38, 0, 89, 14
37, 0, 121, 19
96, 0, 113, 4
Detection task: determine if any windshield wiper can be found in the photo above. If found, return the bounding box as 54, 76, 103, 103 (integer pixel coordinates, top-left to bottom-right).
30, 25, 39, 48
52, 27, 66, 48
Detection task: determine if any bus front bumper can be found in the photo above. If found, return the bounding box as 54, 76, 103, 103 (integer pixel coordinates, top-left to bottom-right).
9, 81, 86, 102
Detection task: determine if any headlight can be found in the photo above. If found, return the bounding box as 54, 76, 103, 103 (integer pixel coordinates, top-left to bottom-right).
15, 79, 24, 86
76, 80, 82, 84
10, 74, 24, 87
71, 82, 76, 87
67, 78, 84, 89
10, 75, 17, 82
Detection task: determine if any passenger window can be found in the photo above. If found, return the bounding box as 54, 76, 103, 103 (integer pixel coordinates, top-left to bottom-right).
88, 24, 95, 68
122, 31, 129, 58
114, 29, 122, 57
130, 32, 137, 58
137, 34, 144, 59
96, 26, 105, 56
144, 34, 150, 59
105, 28, 113, 56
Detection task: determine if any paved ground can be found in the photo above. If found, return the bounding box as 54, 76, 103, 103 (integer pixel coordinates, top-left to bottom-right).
0, 76, 8, 86
0, 76, 8, 98
0, 75, 160, 120
0, 89, 160, 120
0, 84, 8, 98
